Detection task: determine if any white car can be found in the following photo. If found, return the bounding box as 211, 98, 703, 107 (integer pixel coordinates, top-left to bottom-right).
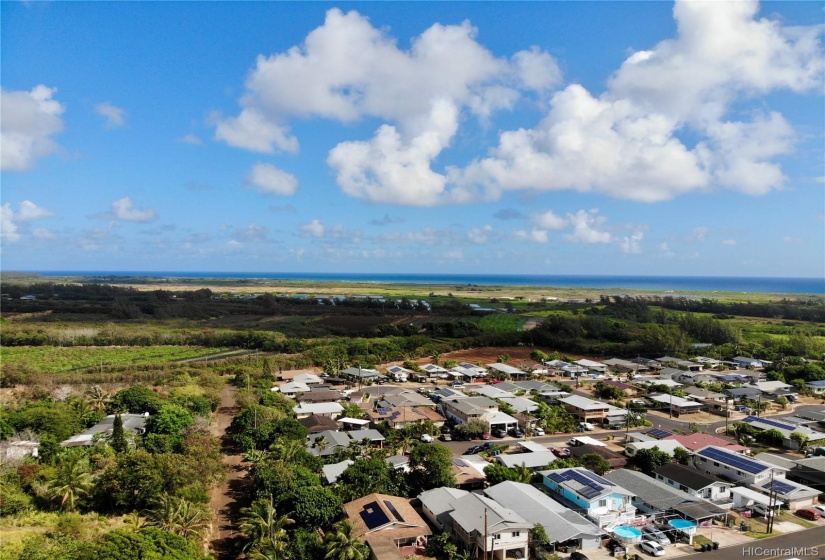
533, 427, 545, 436
810, 505, 825, 516
580, 422, 596, 431
420, 434, 433, 443
639, 540, 666, 557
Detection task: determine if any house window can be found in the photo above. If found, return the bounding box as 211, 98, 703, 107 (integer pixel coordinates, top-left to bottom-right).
713, 462, 719, 467
598, 499, 607, 507
494, 534, 501, 540
512, 532, 520, 537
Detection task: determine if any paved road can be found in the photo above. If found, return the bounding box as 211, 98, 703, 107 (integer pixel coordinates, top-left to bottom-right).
678, 526, 825, 560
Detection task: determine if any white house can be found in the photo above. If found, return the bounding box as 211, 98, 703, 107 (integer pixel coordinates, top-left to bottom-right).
693, 446, 787, 485
575, 359, 608, 374
654, 463, 732, 503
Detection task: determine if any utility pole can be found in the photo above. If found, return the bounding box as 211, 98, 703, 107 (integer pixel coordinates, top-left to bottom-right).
766, 469, 777, 533
483, 507, 488, 560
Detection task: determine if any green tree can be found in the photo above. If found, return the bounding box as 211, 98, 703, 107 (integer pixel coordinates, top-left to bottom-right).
790, 431, 810, 451
673, 447, 692, 465
530, 523, 549, 555
483, 463, 520, 485
110, 386, 162, 415
45, 454, 94, 511
580, 453, 611, 475
407, 443, 455, 495
289, 486, 342, 527
425, 532, 457, 560
83, 527, 207, 560
629, 446, 671, 475
239, 496, 294, 557
337, 457, 395, 501
323, 520, 369, 560
110, 414, 128, 454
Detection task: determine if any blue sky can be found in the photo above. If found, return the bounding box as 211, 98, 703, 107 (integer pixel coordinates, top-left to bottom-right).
2, 1, 823, 277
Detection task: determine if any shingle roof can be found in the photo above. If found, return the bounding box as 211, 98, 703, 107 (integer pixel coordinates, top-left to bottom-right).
654, 463, 723, 491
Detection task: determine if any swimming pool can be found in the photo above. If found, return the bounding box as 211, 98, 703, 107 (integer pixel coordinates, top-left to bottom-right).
613, 526, 643, 542
669, 519, 697, 530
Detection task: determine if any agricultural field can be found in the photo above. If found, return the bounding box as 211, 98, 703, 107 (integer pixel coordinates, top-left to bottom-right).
0, 345, 228, 374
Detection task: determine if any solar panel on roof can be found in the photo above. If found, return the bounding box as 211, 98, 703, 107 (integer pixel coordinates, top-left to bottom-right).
547, 472, 565, 483
763, 480, 796, 495
578, 486, 600, 499
568, 470, 604, 492
579, 470, 615, 487
384, 500, 404, 522
360, 502, 391, 529
646, 428, 674, 439
744, 416, 795, 431
698, 447, 767, 474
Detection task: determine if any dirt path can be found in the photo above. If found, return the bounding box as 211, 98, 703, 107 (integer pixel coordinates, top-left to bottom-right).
209, 383, 250, 559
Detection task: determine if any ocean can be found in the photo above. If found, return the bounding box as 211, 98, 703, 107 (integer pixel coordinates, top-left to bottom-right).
27, 271, 825, 294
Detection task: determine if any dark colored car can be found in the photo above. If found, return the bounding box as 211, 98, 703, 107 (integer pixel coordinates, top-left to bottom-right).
508, 427, 525, 437
552, 447, 571, 458
492, 428, 506, 438
481, 442, 495, 450
466, 445, 482, 455
795, 508, 821, 520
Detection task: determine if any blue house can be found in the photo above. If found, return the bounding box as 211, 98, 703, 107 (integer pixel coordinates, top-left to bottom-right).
540, 467, 636, 529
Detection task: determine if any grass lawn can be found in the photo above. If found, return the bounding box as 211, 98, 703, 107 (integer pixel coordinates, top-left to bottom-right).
779, 511, 817, 528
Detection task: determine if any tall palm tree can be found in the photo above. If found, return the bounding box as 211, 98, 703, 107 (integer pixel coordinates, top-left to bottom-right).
170, 498, 210, 539
271, 439, 305, 462
324, 520, 368, 560
145, 493, 179, 532
513, 464, 533, 484
313, 435, 328, 456
46, 455, 94, 511
239, 496, 294, 554
86, 385, 110, 412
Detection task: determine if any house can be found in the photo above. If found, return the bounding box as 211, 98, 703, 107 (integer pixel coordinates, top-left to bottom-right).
292, 402, 344, 419
298, 413, 340, 434
683, 387, 726, 401
386, 365, 413, 383
805, 380, 825, 395
634, 378, 683, 390
575, 359, 608, 374
420, 363, 450, 378
692, 446, 787, 485
603, 358, 649, 374
604, 469, 702, 514
498, 396, 539, 415
341, 367, 382, 381
419, 487, 470, 530
447, 493, 531, 560
440, 396, 518, 433
546, 360, 589, 377
656, 357, 703, 371
694, 356, 723, 369
450, 363, 488, 382
648, 394, 705, 416
662, 433, 749, 454
657, 367, 686, 381
343, 493, 431, 551
497, 451, 558, 470
306, 429, 385, 457
377, 390, 436, 409
294, 389, 342, 404
293, 372, 325, 385
732, 356, 764, 369
484, 481, 603, 551
452, 455, 489, 489
275, 381, 311, 396
486, 363, 530, 381
540, 467, 636, 529
753, 381, 797, 400
366, 406, 445, 430
61, 414, 147, 447
740, 416, 825, 449
511, 380, 561, 393
723, 387, 762, 403
599, 379, 639, 396
0, 440, 39, 461
322, 460, 353, 484
791, 456, 825, 493
559, 395, 610, 424
569, 444, 627, 470
468, 385, 514, 400
654, 463, 732, 503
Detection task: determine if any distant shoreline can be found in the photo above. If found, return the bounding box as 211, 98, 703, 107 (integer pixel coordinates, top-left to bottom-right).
3, 270, 823, 299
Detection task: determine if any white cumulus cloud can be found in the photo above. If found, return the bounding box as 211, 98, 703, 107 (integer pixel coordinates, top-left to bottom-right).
0, 200, 54, 243
111, 197, 157, 222
0, 85, 65, 171
564, 209, 613, 244
452, 0, 823, 203
246, 163, 299, 196
95, 102, 127, 128
216, 8, 561, 204
300, 219, 325, 238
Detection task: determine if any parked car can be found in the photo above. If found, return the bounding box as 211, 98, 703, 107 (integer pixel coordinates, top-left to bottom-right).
532, 427, 545, 436
810, 505, 825, 516
795, 508, 821, 521
481, 432, 491, 440
451, 381, 465, 388
508, 427, 525, 437
492, 428, 507, 438
481, 442, 495, 451
466, 445, 482, 455
552, 447, 571, 458
641, 526, 670, 546
420, 434, 433, 443
439, 433, 452, 442
570, 552, 590, 560
639, 540, 666, 557
580, 422, 596, 431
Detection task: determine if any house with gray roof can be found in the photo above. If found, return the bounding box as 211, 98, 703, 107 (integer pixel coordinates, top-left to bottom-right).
540, 467, 635, 529
654, 463, 732, 503
604, 469, 718, 516
485, 481, 602, 550
61, 414, 147, 447
448, 493, 531, 560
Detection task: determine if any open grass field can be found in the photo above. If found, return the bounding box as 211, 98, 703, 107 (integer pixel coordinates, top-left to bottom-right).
0, 345, 227, 373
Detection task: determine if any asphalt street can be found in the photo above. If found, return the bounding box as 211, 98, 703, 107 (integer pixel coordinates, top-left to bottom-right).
678, 526, 825, 560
